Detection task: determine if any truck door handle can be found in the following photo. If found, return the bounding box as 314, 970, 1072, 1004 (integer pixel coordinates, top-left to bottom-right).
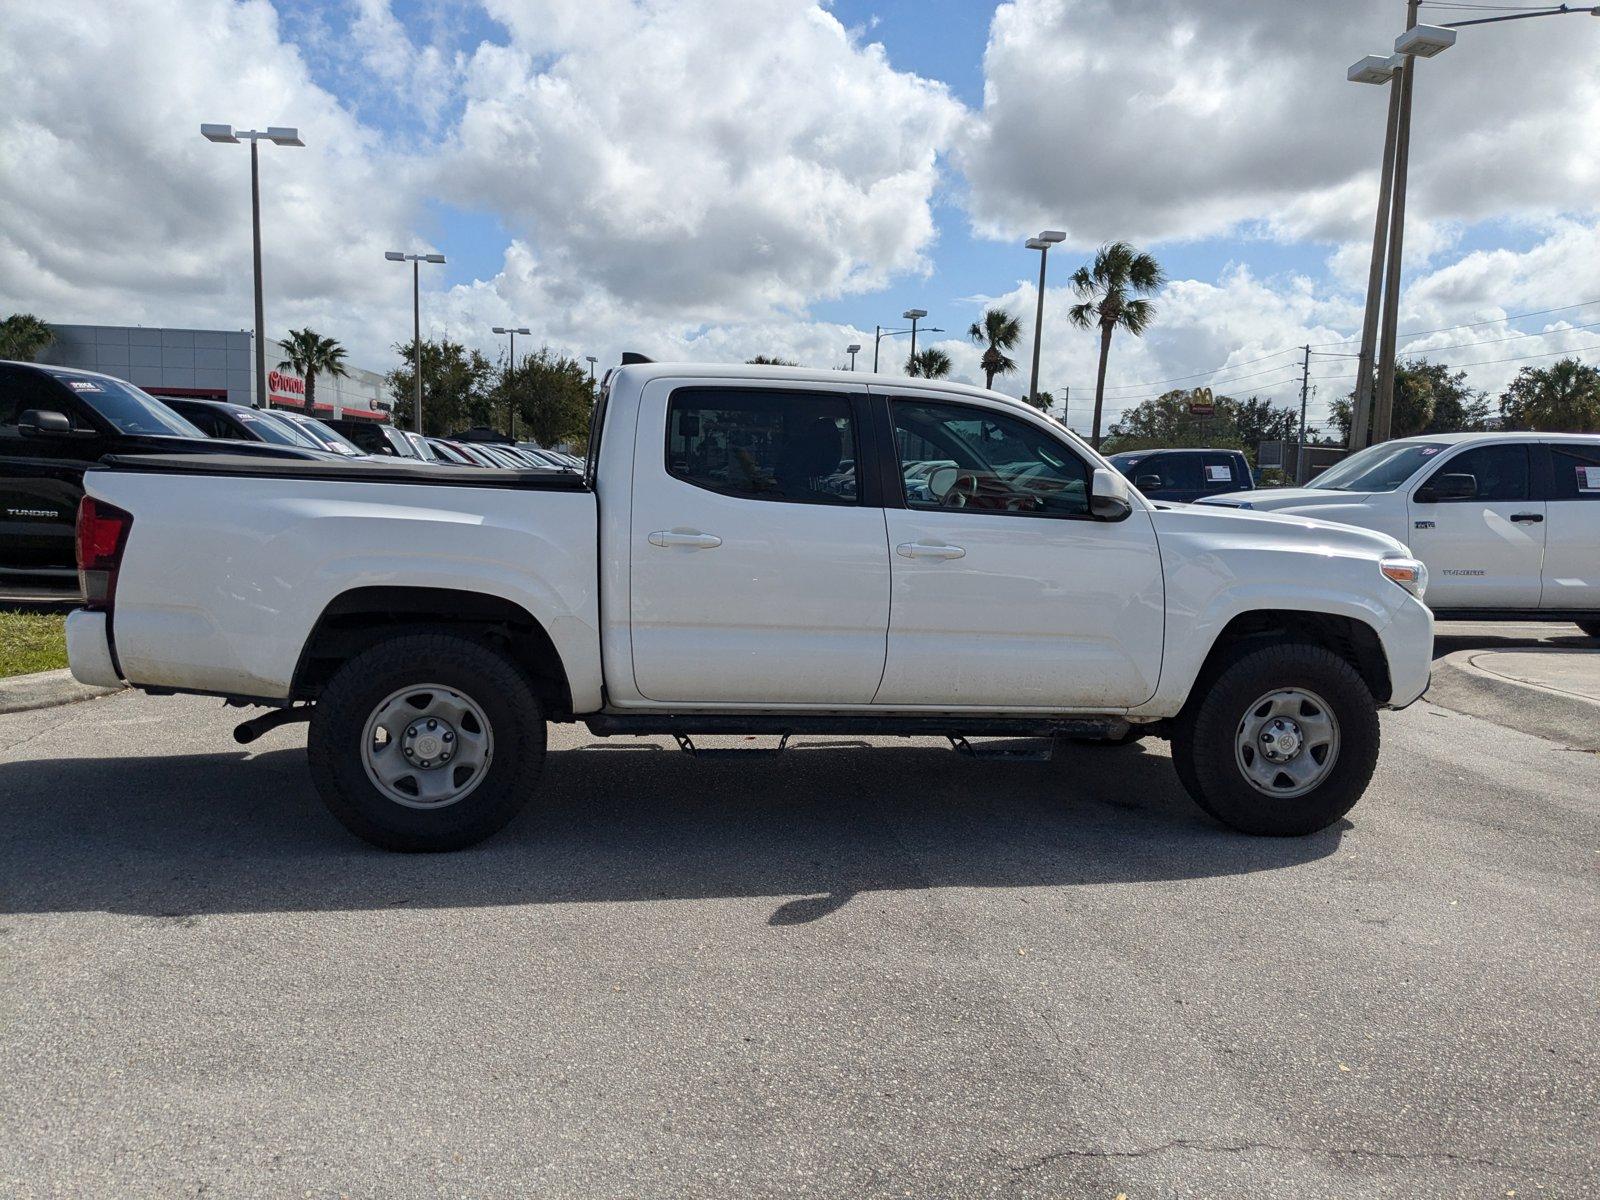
1510, 513, 1543, 524
896, 541, 966, 560
648, 529, 722, 549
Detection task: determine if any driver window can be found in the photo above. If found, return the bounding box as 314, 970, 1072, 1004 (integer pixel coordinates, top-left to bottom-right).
891, 400, 1090, 517
1425, 444, 1528, 502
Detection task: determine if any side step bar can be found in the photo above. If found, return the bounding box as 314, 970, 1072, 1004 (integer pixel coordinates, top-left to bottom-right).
584, 713, 1132, 758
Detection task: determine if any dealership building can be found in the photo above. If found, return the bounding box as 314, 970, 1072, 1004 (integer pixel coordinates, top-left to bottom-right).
35, 323, 394, 421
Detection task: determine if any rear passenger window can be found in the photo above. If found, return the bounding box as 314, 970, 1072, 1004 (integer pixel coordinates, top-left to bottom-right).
1547, 442, 1600, 500
1425, 444, 1528, 502
1201, 454, 1240, 490
667, 389, 859, 505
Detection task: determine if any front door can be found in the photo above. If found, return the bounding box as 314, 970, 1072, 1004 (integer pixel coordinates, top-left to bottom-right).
874, 394, 1165, 709
627, 379, 891, 705
1539, 440, 1600, 612
1407, 441, 1544, 609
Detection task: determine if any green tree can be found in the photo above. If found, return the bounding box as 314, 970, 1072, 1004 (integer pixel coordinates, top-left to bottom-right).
388, 339, 495, 436
1025, 389, 1055, 413
1232, 395, 1302, 454
905, 347, 952, 379
1328, 358, 1491, 444
495, 347, 595, 447
967, 307, 1021, 389
1499, 358, 1600, 431
1068, 241, 1165, 448
746, 355, 798, 366
0, 313, 55, 362
277, 328, 349, 413
1101, 388, 1299, 465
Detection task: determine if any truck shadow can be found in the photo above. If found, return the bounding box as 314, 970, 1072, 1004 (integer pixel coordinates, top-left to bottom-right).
0, 739, 1346, 922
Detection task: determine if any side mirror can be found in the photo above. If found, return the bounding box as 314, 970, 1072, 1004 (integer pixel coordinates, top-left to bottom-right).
1090, 467, 1134, 521
1134, 473, 1163, 492
17, 409, 75, 437
926, 465, 958, 501
1419, 472, 1476, 503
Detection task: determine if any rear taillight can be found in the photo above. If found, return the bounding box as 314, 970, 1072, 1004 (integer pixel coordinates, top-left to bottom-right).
76, 496, 133, 611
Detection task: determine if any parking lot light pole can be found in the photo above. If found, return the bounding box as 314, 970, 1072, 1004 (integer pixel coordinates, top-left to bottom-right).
873, 321, 944, 372
386, 251, 446, 432
202, 124, 303, 410
903, 309, 928, 367
586, 355, 598, 389
1024, 231, 1066, 406
492, 325, 530, 440
846, 343, 861, 371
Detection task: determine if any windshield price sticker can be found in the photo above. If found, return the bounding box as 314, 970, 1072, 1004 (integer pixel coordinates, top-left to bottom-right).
1206, 464, 1233, 482
67, 380, 103, 392
1578, 466, 1600, 492
1419, 446, 1441, 455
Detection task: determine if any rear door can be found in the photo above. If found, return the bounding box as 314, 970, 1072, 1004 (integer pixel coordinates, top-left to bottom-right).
1538, 440, 1600, 612
627, 378, 890, 704
1407, 441, 1544, 608
1199, 452, 1246, 498
0, 368, 102, 577
873, 392, 1164, 709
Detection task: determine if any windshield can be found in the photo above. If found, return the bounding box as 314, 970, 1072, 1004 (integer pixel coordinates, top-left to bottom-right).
1308, 441, 1448, 492
239, 409, 319, 448
50, 373, 202, 437
277, 412, 364, 456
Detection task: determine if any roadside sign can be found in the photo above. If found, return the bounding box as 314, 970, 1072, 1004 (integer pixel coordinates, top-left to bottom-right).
1188, 387, 1215, 417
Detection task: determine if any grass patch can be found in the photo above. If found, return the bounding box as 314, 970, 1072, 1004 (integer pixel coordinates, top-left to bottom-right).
0, 608, 69, 677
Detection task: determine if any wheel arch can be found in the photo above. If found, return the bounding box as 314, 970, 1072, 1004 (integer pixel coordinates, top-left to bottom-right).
291, 585, 574, 718
1182, 609, 1393, 715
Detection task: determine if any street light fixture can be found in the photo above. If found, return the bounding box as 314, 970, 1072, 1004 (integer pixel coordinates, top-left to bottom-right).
492, 325, 531, 440
1394, 24, 1457, 56
1024, 230, 1067, 405
585, 355, 598, 387
846, 343, 861, 371
201, 122, 304, 409
386, 251, 447, 433
872, 320, 944, 371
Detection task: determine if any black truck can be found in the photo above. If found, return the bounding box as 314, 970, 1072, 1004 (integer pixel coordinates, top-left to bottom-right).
0, 361, 318, 589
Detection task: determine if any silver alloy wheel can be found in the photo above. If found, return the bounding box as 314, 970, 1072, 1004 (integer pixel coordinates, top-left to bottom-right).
360, 683, 494, 809
1233, 687, 1340, 799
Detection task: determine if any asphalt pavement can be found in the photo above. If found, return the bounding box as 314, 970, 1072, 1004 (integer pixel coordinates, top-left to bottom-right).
2, 638, 1597, 1198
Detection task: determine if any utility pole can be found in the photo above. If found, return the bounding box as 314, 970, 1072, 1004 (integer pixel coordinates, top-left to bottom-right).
1349, 66, 1404, 451
1296, 344, 1311, 484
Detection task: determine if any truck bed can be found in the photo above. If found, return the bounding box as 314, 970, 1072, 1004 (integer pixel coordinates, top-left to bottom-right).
98, 453, 589, 491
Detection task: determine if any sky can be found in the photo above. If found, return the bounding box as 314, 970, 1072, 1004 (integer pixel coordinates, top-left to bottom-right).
2, 0, 1599, 435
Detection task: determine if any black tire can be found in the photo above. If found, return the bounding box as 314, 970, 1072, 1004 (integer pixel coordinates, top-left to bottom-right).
1171, 640, 1379, 837
308, 632, 546, 851
1576, 619, 1600, 639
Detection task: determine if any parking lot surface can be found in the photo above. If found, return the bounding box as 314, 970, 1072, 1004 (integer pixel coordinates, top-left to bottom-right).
2, 672, 1596, 1197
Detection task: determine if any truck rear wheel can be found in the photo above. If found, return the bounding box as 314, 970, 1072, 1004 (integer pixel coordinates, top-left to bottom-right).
308, 633, 546, 851
1171, 640, 1379, 836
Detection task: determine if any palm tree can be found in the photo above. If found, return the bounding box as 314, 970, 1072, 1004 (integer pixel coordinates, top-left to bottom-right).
967, 308, 1021, 389
0, 313, 56, 362
906, 348, 952, 379
1068, 242, 1165, 447
278, 328, 350, 413
746, 355, 798, 366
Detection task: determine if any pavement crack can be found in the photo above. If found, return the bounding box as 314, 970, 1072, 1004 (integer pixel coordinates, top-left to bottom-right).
1009, 1139, 1531, 1178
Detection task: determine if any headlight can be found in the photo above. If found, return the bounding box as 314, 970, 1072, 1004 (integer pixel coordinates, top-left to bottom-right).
1380, 555, 1428, 600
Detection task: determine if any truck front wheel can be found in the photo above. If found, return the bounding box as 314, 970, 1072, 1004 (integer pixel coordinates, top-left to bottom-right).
308, 633, 546, 851
1171, 641, 1379, 836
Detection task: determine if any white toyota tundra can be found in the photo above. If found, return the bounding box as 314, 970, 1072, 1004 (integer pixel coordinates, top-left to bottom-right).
66, 362, 1433, 851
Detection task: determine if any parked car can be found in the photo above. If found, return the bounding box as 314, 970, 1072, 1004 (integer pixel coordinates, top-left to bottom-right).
426, 437, 479, 466
1106, 448, 1254, 504
1, 361, 321, 586
323, 417, 420, 459
156, 397, 339, 455
399, 430, 437, 461
68, 360, 1432, 851
1199, 432, 1600, 631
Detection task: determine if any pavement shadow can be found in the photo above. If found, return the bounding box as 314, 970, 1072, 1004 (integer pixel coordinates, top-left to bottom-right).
1432, 626, 1596, 658
0, 738, 1346, 920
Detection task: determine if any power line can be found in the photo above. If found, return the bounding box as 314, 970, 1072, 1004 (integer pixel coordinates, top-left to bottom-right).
1088, 347, 1301, 393
1310, 297, 1600, 347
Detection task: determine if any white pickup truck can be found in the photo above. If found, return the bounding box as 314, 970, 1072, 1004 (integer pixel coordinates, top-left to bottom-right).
1201, 432, 1600, 630
66, 362, 1433, 851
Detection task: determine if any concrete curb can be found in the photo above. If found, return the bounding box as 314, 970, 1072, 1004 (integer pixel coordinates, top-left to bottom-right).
1427, 648, 1600, 752
0, 669, 123, 715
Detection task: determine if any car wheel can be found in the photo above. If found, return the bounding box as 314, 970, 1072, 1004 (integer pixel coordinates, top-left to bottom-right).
1576, 619, 1600, 639
308, 632, 546, 851
1171, 640, 1379, 837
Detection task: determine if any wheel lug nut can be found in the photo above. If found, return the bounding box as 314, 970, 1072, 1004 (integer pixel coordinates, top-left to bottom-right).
427, 719, 437, 730
442, 732, 454, 742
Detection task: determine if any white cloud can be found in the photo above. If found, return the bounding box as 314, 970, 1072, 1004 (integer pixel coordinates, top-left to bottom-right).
958, 0, 1600, 249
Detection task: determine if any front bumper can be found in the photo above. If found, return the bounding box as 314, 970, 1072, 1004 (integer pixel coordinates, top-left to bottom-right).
65, 610, 122, 689
1378, 594, 1433, 709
